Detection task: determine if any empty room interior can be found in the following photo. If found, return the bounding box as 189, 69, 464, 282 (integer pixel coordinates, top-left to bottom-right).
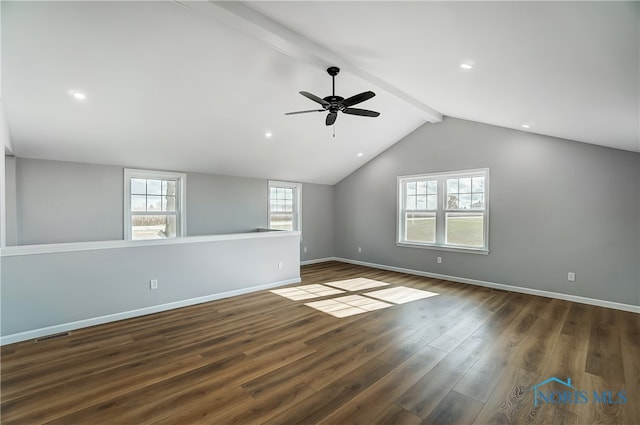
1, 1, 639, 424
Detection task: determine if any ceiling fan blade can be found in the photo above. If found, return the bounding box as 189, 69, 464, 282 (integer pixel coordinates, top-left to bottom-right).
300, 91, 330, 107
285, 109, 325, 115
343, 108, 380, 117
326, 112, 337, 126
341, 91, 376, 107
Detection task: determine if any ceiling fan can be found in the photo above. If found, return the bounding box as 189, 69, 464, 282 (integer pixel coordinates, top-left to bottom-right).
285, 66, 380, 126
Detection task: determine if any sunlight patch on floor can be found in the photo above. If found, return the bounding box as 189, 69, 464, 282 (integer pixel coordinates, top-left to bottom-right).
271, 278, 439, 318
363, 286, 439, 304
305, 295, 393, 318
323, 277, 390, 291
270, 284, 345, 300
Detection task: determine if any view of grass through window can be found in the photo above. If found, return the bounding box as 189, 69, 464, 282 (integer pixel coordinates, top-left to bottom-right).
270, 214, 294, 231
446, 214, 484, 247
406, 213, 435, 243
132, 215, 177, 240
406, 214, 484, 247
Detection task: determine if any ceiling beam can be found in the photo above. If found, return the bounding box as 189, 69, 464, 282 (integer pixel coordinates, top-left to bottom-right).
172, 0, 443, 123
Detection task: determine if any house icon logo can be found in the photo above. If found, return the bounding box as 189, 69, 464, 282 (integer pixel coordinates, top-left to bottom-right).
531, 376, 627, 406
531, 377, 576, 406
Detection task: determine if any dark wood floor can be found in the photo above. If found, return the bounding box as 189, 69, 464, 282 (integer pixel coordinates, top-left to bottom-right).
1, 262, 639, 424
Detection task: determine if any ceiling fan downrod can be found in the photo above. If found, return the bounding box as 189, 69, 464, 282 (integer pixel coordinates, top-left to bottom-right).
327, 66, 340, 97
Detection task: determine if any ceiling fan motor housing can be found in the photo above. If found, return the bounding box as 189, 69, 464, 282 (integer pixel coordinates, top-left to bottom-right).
324, 96, 345, 112
327, 66, 340, 76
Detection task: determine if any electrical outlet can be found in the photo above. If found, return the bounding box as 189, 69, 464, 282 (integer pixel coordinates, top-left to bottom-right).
150, 279, 158, 290
437, 257, 442, 264
278, 261, 284, 270
568, 272, 576, 282
357, 247, 362, 253
303, 246, 307, 253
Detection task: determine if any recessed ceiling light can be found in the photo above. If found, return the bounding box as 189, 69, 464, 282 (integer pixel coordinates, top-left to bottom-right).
460, 63, 473, 70
521, 124, 530, 129
265, 131, 272, 138
357, 153, 363, 157
69, 90, 87, 101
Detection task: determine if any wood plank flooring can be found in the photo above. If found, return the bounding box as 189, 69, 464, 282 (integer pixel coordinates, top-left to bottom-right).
1, 261, 638, 424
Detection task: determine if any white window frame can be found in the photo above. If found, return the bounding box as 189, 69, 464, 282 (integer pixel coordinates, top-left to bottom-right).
268, 181, 302, 231
124, 168, 187, 240
397, 168, 489, 254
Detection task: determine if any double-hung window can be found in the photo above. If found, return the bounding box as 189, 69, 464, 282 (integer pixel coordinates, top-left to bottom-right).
124, 169, 186, 240
398, 169, 489, 253
268, 181, 301, 231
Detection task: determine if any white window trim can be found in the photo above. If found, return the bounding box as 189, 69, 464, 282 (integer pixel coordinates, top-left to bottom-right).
124, 168, 187, 240
397, 168, 489, 254
268, 180, 302, 232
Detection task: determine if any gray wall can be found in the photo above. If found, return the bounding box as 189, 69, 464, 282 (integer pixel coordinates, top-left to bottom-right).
4, 155, 17, 245
10, 158, 334, 262
16, 158, 123, 244
187, 171, 267, 235
1, 233, 300, 337
301, 183, 334, 261
334, 117, 640, 306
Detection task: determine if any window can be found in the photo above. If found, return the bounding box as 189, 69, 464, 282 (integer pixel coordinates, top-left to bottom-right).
268, 181, 301, 231
398, 169, 489, 252
124, 169, 186, 240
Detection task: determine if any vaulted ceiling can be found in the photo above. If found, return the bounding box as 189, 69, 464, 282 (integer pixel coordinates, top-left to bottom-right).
2, 1, 638, 185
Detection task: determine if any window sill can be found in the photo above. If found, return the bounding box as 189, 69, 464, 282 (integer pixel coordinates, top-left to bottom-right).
396, 241, 489, 255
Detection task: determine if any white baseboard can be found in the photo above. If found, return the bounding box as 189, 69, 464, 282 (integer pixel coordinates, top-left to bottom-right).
318, 257, 639, 314
300, 257, 339, 266
0, 277, 301, 346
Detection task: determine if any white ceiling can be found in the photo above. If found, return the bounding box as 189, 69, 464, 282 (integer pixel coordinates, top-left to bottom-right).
2, 1, 638, 185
